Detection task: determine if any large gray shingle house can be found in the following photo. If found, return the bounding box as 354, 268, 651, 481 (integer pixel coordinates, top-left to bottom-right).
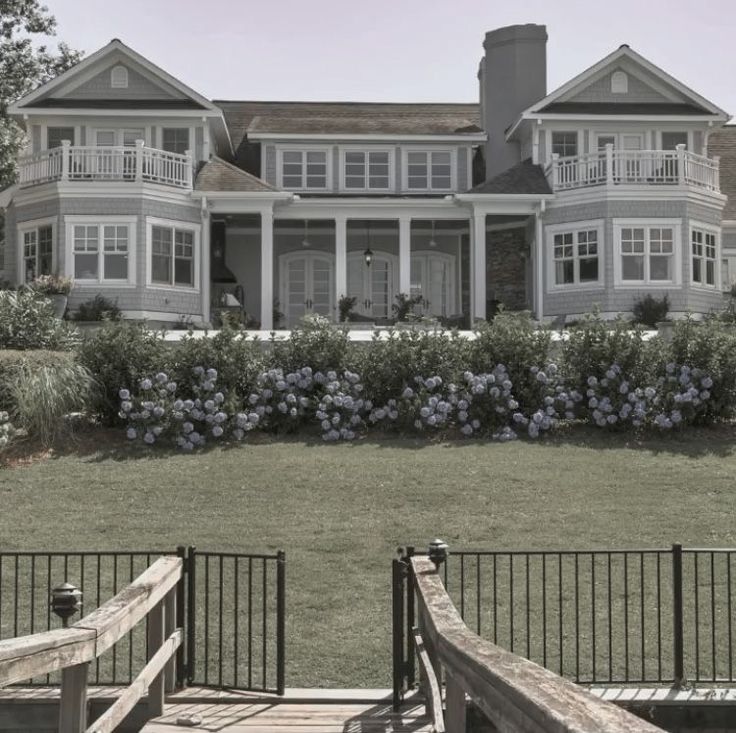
1, 24, 734, 328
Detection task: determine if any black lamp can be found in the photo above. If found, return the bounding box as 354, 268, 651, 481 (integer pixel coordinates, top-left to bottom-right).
364, 247, 373, 267
363, 221, 373, 266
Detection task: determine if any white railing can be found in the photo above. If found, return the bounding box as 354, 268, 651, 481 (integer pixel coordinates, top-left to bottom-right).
545, 144, 721, 193
18, 140, 193, 190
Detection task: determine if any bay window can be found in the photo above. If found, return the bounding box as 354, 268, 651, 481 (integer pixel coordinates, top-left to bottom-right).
66, 217, 136, 283
691, 226, 718, 288
405, 150, 453, 190
343, 150, 391, 190
148, 219, 198, 289
279, 149, 328, 189
614, 220, 679, 286
547, 222, 603, 289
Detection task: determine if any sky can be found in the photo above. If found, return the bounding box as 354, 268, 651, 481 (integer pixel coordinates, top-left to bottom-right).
42, 0, 736, 114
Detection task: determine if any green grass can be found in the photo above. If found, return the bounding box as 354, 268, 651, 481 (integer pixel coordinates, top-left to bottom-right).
1, 427, 736, 688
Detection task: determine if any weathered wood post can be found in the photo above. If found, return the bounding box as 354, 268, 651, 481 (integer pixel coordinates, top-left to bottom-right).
164, 586, 177, 693
147, 599, 165, 717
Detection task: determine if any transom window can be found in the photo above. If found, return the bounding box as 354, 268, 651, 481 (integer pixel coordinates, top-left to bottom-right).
551, 132, 578, 159
552, 228, 600, 287
618, 225, 675, 283
406, 151, 452, 190
47, 127, 75, 149
22, 225, 53, 282
344, 151, 391, 190
151, 225, 195, 287
162, 128, 190, 156
72, 223, 130, 282
691, 227, 718, 288
280, 150, 328, 190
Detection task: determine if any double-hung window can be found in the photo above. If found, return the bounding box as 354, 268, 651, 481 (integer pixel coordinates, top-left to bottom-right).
280, 150, 328, 190
614, 221, 679, 285
343, 150, 391, 190
67, 218, 135, 283
551, 131, 578, 158
150, 223, 197, 288
548, 223, 602, 288
47, 127, 75, 149
21, 223, 53, 282
162, 128, 190, 156
691, 226, 718, 288
405, 151, 453, 191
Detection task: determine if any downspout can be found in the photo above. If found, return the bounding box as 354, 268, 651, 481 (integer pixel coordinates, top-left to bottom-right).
535, 200, 545, 322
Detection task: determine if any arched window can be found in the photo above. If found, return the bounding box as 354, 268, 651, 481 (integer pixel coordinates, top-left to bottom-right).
611, 70, 628, 94
111, 65, 129, 89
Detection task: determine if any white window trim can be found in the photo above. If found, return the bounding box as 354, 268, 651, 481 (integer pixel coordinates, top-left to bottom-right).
612, 218, 682, 288
550, 130, 580, 159
64, 215, 137, 287
401, 147, 457, 192
276, 145, 332, 191
690, 220, 721, 291
16, 217, 57, 284
91, 127, 148, 147
145, 216, 201, 292
545, 219, 605, 292
340, 146, 395, 193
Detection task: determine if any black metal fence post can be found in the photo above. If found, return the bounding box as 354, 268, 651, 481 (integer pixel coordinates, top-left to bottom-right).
392, 555, 405, 711
186, 545, 197, 685
175, 545, 187, 688
405, 546, 416, 690
672, 543, 685, 687
276, 551, 286, 696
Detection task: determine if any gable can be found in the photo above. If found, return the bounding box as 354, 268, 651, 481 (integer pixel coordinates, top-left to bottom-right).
59, 61, 187, 102
564, 65, 685, 106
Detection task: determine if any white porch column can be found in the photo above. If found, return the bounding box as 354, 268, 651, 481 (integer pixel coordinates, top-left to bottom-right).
260, 208, 274, 331
200, 197, 211, 325
535, 205, 545, 321
399, 215, 411, 295
335, 215, 347, 302
472, 211, 486, 322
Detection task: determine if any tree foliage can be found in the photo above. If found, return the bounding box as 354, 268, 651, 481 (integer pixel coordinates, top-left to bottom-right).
0, 1, 83, 188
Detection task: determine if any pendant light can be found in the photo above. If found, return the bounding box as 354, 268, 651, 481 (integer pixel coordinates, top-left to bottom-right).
363, 221, 373, 266
429, 220, 438, 248
301, 220, 310, 248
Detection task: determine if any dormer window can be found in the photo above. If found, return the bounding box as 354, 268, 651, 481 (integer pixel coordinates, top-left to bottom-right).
279, 149, 329, 190
111, 65, 129, 89
611, 71, 628, 94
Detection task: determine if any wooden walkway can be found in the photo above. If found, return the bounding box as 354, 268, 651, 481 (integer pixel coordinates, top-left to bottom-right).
141, 694, 432, 733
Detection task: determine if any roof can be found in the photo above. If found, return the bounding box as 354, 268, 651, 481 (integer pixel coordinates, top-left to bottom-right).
709, 126, 736, 220
215, 101, 481, 146
195, 156, 278, 193
470, 159, 552, 195
28, 98, 207, 109
539, 102, 711, 115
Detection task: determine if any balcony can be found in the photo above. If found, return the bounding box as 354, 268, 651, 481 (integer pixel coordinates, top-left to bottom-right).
18, 140, 193, 190
545, 144, 720, 194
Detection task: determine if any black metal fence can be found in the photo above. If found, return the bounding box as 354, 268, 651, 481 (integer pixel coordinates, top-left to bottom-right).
393, 543, 736, 704
0, 546, 285, 694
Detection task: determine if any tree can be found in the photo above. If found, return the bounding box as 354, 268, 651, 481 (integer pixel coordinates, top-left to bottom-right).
0, 1, 83, 189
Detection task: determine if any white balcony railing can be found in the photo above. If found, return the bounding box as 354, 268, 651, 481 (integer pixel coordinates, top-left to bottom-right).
18, 140, 193, 189
545, 144, 721, 193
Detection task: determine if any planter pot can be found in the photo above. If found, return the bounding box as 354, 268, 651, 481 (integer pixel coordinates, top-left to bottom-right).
49, 294, 68, 318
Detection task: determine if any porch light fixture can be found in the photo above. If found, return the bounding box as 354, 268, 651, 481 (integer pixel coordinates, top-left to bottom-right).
301, 220, 310, 248
363, 221, 373, 266
429, 220, 437, 248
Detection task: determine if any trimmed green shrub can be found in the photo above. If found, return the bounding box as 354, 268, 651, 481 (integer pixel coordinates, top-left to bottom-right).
74, 294, 122, 322
76, 323, 166, 424
0, 289, 78, 350
632, 293, 670, 328
270, 315, 351, 373
8, 361, 98, 446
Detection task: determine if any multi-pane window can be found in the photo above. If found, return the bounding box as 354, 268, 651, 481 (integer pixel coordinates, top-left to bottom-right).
551, 132, 578, 158
73, 225, 100, 279
72, 224, 129, 281
162, 128, 190, 155
47, 127, 75, 149
406, 151, 452, 190
23, 225, 53, 282
661, 132, 688, 151
691, 228, 717, 287
344, 151, 391, 189
103, 226, 129, 280
552, 228, 600, 286
281, 150, 327, 189
619, 226, 675, 283
151, 225, 195, 287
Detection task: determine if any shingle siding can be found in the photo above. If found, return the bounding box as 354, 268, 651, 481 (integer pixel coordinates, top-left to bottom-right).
265, 145, 277, 186
568, 69, 681, 105
63, 64, 185, 101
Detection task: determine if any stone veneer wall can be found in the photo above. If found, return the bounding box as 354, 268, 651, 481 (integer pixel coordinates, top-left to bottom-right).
486, 226, 529, 312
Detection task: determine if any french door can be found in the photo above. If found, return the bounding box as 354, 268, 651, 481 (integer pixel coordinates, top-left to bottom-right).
281, 252, 335, 327
596, 132, 645, 181
94, 129, 144, 178
409, 252, 455, 318
346, 251, 397, 319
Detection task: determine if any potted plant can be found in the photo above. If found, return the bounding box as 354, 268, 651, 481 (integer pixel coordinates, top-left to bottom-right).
392, 292, 423, 326
338, 295, 357, 323
31, 274, 73, 318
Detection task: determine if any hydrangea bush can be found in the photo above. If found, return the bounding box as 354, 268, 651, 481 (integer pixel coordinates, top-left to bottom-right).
0, 411, 16, 450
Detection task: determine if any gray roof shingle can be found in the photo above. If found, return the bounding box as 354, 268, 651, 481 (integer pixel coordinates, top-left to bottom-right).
470, 160, 552, 195
195, 156, 277, 192
709, 126, 736, 220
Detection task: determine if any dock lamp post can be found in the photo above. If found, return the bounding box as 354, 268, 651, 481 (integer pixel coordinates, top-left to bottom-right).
51, 582, 82, 628
428, 538, 448, 568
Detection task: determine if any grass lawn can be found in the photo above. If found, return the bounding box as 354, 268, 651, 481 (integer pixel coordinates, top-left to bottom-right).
1, 427, 736, 688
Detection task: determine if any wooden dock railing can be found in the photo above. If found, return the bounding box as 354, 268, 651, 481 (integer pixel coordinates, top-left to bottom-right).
0, 556, 183, 733
411, 554, 665, 733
